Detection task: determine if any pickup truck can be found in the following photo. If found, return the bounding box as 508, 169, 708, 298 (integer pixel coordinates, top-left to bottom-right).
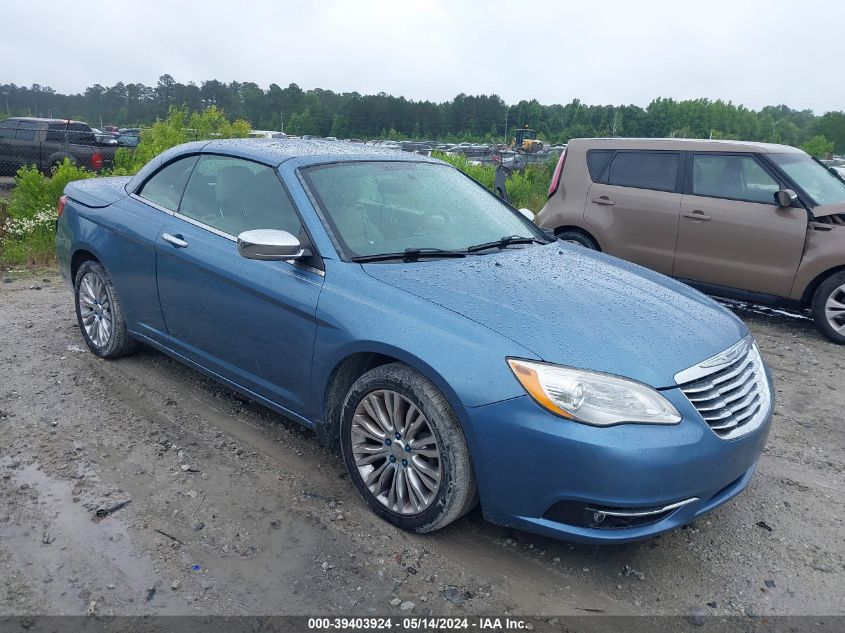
0, 117, 117, 175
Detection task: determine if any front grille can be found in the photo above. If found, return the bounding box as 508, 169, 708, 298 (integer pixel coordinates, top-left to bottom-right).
675, 336, 771, 440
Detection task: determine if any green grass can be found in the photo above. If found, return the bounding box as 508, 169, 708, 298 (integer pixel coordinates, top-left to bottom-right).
0, 161, 97, 269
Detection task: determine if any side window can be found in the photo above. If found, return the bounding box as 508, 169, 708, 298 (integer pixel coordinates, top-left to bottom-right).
0, 120, 16, 139
692, 154, 779, 204
586, 150, 613, 181
15, 121, 37, 141
66, 123, 96, 145
179, 155, 302, 238
138, 155, 199, 211
607, 152, 679, 192
46, 123, 67, 142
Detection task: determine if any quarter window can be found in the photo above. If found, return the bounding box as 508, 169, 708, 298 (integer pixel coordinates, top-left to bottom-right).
179, 155, 302, 238
138, 155, 199, 211
607, 152, 679, 192
692, 154, 779, 204
586, 150, 613, 181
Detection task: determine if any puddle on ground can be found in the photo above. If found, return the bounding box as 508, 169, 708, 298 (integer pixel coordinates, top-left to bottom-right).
0, 457, 181, 614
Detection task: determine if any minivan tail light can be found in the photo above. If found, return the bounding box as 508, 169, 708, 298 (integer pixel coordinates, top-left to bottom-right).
57, 195, 67, 218
548, 149, 567, 197
91, 152, 103, 170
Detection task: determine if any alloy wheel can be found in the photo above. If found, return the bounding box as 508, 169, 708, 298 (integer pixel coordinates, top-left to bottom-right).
824, 284, 845, 334
350, 389, 442, 515
78, 272, 113, 348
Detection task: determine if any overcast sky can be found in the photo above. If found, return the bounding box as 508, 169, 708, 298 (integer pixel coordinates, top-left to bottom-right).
2, 0, 841, 112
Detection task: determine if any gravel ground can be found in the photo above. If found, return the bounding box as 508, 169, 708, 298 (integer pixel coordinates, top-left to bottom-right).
0, 270, 842, 618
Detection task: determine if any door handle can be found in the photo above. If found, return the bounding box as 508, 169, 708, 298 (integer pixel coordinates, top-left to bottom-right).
162, 232, 188, 248
591, 197, 615, 206
683, 211, 711, 221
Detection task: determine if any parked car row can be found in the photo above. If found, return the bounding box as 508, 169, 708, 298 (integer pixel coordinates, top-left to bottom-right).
56, 136, 777, 545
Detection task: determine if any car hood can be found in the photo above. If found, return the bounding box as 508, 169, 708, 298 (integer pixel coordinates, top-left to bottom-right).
363, 243, 748, 389
812, 202, 845, 219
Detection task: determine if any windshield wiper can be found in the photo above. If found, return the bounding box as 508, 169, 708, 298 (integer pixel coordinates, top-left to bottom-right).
351, 247, 468, 263
466, 235, 544, 253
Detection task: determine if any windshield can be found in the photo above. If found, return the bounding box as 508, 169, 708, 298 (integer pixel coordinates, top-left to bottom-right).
768, 153, 845, 206
302, 161, 543, 259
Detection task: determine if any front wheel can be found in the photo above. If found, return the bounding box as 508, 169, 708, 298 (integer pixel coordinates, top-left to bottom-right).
340, 363, 477, 533
812, 271, 845, 344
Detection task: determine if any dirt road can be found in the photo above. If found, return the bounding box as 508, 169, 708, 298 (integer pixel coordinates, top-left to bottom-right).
1, 271, 842, 618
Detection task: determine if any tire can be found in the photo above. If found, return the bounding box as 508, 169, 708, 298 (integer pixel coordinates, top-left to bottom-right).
555, 230, 598, 249
811, 271, 845, 344
74, 261, 139, 358
340, 363, 477, 533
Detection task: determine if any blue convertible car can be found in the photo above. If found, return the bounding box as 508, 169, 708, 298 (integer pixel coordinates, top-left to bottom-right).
56, 139, 773, 543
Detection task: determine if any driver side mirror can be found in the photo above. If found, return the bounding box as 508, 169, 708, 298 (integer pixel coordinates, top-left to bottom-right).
237, 229, 304, 261
775, 189, 798, 208
518, 208, 534, 221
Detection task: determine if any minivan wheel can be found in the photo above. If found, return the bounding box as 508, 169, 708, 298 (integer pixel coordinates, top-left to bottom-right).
74, 261, 139, 358
555, 230, 598, 249
811, 271, 845, 344
339, 363, 477, 533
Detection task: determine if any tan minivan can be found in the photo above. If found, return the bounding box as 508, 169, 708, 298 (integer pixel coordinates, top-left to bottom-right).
536, 138, 845, 343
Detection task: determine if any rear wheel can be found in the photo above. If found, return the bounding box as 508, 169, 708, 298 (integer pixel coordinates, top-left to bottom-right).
555, 230, 598, 249
340, 363, 477, 533
812, 271, 845, 344
74, 261, 139, 358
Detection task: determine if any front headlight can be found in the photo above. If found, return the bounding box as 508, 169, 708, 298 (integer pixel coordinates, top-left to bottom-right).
507, 359, 681, 426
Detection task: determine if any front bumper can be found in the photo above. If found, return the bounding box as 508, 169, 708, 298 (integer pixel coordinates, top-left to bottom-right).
461, 386, 772, 544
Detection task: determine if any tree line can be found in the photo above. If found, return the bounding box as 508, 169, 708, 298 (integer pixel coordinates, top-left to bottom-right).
2, 75, 844, 152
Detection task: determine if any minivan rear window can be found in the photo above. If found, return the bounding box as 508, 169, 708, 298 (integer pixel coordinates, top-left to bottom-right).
607, 152, 679, 192
586, 150, 613, 181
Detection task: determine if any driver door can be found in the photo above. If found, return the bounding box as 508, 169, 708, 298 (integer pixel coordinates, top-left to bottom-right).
154, 154, 324, 420
673, 153, 806, 297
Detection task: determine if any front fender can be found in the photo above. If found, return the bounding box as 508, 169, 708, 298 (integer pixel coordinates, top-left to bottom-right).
311, 260, 539, 417
790, 224, 845, 303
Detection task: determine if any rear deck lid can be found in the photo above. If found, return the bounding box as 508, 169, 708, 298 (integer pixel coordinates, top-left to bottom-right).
64, 176, 131, 208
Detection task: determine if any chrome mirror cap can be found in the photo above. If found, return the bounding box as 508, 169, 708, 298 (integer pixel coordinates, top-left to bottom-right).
775, 188, 798, 207
237, 229, 304, 261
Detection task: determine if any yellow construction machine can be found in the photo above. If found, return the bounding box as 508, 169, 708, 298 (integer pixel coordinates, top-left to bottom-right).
510, 125, 544, 153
